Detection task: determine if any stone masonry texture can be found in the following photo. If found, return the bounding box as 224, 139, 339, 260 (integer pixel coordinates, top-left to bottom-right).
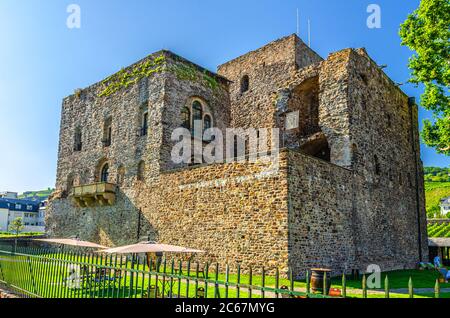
47, 34, 428, 278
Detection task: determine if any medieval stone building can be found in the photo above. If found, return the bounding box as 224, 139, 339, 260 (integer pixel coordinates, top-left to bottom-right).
47, 34, 428, 277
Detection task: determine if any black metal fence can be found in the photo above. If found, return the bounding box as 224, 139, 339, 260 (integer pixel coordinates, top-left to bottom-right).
0, 244, 445, 299
0, 245, 331, 299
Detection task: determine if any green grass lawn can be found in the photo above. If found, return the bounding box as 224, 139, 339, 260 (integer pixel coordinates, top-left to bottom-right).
331, 269, 450, 290
0, 233, 44, 239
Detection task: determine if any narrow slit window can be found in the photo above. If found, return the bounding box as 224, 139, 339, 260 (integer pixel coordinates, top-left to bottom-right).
241, 75, 249, 93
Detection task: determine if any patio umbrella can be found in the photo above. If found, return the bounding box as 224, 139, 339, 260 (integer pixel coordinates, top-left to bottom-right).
100, 241, 204, 254
34, 238, 108, 249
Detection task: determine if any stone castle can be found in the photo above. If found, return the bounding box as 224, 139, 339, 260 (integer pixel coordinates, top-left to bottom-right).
47, 34, 428, 276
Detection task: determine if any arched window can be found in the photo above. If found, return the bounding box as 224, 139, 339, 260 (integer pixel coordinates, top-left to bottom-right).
181, 107, 191, 130
241, 75, 249, 93
74, 127, 82, 152
181, 99, 214, 141
100, 163, 109, 183
192, 101, 203, 123
117, 165, 125, 186
203, 114, 212, 132
137, 161, 145, 181
141, 111, 149, 136
192, 101, 203, 138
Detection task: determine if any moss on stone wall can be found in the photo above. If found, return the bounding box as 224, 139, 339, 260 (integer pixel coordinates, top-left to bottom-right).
99, 54, 166, 97
170, 62, 219, 91
99, 54, 219, 98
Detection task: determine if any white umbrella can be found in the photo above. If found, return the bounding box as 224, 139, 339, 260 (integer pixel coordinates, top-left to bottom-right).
100, 241, 204, 254
34, 238, 108, 249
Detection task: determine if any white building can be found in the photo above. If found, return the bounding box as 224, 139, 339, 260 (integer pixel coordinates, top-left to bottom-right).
38, 200, 47, 227
0, 198, 45, 233
0, 192, 18, 199
440, 196, 450, 217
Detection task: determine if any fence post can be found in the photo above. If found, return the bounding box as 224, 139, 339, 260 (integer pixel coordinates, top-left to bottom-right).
0, 255, 4, 282
323, 272, 328, 296
236, 264, 240, 299
306, 270, 310, 294
170, 258, 175, 298
177, 259, 182, 298
204, 262, 209, 298
194, 262, 200, 299
225, 264, 230, 299
261, 267, 266, 298
248, 266, 253, 299
214, 263, 219, 299
275, 268, 279, 298
342, 273, 346, 298
362, 274, 367, 299
385, 275, 389, 299
408, 277, 414, 299
435, 279, 440, 299
289, 268, 294, 298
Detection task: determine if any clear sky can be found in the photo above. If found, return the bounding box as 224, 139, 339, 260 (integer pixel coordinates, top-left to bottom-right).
0, 0, 448, 193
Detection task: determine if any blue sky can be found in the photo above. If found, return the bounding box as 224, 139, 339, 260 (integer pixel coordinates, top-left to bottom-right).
0, 0, 448, 192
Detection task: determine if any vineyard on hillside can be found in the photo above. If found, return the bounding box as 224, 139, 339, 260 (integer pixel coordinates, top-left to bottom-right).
428, 222, 450, 238
425, 182, 450, 218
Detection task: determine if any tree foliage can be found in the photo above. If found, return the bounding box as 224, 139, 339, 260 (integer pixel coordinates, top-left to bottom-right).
9, 217, 24, 236
400, 0, 450, 155
424, 166, 450, 181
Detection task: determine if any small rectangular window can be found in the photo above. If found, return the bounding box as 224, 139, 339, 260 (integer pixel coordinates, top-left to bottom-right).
141, 112, 149, 136
102, 118, 112, 147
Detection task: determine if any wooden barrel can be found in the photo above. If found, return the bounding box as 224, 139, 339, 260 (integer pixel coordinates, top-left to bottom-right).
310, 268, 331, 294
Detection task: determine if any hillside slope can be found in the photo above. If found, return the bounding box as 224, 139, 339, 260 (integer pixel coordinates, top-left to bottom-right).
18, 188, 54, 201
425, 182, 450, 218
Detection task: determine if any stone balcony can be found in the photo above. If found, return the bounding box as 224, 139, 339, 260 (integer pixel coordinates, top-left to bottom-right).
70, 183, 117, 208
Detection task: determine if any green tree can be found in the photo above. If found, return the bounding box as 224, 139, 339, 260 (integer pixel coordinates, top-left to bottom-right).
9, 217, 24, 236
400, 0, 450, 155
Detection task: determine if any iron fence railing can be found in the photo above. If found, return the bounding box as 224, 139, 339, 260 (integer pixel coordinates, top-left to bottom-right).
0, 245, 331, 299
0, 244, 445, 299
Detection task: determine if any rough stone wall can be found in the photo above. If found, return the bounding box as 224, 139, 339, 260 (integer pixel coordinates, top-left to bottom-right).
137, 155, 289, 272
51, 153, 291, 273
275, 47, 428, 271
217, 34, 322, 131
286, 151, 357, 277
345, 49, 428, 267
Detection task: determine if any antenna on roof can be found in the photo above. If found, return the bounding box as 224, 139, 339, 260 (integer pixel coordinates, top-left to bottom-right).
308, 19, 311, 47
296, 8, 300, 37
